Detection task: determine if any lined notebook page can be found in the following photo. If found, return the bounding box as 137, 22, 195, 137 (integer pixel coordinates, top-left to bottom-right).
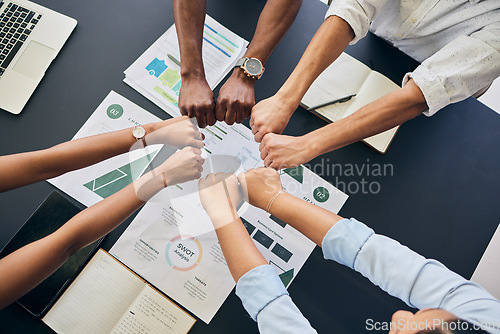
43, 249, 144, 334
301, 52, 372, 121
111, 286, 195, 334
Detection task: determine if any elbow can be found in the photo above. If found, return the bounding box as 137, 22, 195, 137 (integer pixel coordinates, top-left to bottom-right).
401, 80, 429, 117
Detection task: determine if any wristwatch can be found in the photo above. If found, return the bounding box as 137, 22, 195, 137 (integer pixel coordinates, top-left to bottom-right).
132, 125, 147, 146
235, 57, 265, 79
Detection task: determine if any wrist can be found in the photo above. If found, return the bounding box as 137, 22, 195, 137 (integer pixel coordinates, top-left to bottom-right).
134, 171, 165, 201
274, 89, 301, 115
277, 78, 307, 109
268, 191, 291, 216
180, 68, 206, 81
208, 209, 239, 229
231, 67, 257, 86
299, 132, 321, 160
143, 122, 160, 136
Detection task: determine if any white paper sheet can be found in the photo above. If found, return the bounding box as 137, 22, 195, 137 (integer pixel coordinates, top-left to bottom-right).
48, 91, 162, 207
124, 15, 248, 116
110, 122, 348, 323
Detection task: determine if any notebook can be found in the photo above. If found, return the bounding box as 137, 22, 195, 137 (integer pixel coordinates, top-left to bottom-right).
0, 0, 76, 114
42, 249, 196, 334
301, 52, 400, 154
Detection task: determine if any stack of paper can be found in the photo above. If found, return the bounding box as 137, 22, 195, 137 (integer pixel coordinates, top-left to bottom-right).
124, 15, 248, 116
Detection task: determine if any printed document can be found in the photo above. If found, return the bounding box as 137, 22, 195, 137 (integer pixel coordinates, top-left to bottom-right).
110, 122, 348, 323
124, 15, 248, 116
48, 91, 162, 207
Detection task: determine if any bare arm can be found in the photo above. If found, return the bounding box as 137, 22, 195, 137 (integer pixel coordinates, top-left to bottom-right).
198, 173, 267, 282
0, 116, 203, 192
305, 79, 427, 157
259, 79, 427, 169
0, 146, 204, 310
250, 15, 354, 142
173, 0, 215, 128
238, 167, 342, 245
217, 0, 302, 125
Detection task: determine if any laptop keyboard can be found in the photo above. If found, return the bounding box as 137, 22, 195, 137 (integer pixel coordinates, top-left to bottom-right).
0, 2, 42, 77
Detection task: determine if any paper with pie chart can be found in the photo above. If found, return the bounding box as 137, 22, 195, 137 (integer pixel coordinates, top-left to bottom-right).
48, 91, 163, 207
123, 15, 248, 116
110, 122, 348, 323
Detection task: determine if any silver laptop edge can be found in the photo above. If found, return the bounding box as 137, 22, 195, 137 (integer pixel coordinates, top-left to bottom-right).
0, 0, 76, 114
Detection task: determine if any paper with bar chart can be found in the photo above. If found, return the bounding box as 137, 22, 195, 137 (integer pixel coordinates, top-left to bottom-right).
110, 122, 348, 323
124, 15, 247, 116
48, 91, 162, 207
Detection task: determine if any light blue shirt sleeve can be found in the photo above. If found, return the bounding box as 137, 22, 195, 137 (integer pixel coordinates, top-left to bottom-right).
235, 264, 317, 333
322, 218, 500, 333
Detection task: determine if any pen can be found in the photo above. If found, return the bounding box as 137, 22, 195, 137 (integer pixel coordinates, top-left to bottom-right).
167, 53, 181, 67
307, 94, 356, 110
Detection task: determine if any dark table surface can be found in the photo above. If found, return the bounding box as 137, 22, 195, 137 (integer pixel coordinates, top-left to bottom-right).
1, 0, 499, 333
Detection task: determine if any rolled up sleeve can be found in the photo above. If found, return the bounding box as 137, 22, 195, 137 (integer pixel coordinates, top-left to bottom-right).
325, 0, 389, 44
236, 265, 317, 333
321, 217, 500, 332
403, 23, 500, 116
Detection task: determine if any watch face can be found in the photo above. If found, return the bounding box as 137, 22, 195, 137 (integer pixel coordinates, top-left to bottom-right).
133, 126, 146, 139
245, 58, 262, 76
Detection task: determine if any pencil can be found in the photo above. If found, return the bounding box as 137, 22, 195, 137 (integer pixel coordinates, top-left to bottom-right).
306, 94, 356, 110
167, 54, 181, 67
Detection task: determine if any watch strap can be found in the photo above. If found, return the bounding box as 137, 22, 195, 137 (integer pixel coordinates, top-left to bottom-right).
235, 57, 248, 68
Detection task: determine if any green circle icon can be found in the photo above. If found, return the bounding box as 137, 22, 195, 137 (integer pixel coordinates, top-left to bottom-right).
107, 104, 124, 119
313, 187, 330, 203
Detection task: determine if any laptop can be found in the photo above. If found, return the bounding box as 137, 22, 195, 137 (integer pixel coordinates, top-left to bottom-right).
0, 0, 76, 114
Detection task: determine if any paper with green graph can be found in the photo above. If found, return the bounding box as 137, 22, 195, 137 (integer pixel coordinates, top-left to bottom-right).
48, 91, 162, 207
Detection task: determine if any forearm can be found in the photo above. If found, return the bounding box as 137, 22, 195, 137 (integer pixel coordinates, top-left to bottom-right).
306, 80, 427, 157
212, 218, 267, 282
173, 0, 206, 79
0, 123, 158, 192
276, 15, 354, 107
269, 192, 343, 246
244, 0, 301, 64
0, 171, 163, 309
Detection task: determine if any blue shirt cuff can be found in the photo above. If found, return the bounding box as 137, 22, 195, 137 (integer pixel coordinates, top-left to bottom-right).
235, 264, 288, 321
321, 217, 374, 268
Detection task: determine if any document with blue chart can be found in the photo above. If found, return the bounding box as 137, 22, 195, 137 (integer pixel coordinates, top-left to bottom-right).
123, 15, 248, 117
110, 122, 348, 323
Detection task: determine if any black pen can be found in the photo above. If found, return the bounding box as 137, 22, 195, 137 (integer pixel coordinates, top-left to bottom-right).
306, 94, 356, 110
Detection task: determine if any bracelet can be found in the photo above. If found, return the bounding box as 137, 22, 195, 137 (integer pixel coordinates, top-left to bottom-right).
266, 190, 284, 213
162, 173, 168, 188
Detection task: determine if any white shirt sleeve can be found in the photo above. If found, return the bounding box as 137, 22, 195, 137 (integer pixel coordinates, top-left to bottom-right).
403, 22, 500, 116
322, 218, 500, 333
325, 0, 389, 44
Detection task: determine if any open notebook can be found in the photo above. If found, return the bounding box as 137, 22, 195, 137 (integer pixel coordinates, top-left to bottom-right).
43, 249, 196, 334
301, 52, 400, 153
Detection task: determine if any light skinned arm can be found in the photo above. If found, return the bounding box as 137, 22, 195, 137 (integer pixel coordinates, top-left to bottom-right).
173, 0, 215, 128
259, 79, 427, 169
198, 173, 317, 332
216, 0, 302, 125
250, 15, 354, 142
238, 168, 500, 327
198, 173, 267, 281
0, 146, 204, 310
238, 167, 342, 244
0, 116, 203, 192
